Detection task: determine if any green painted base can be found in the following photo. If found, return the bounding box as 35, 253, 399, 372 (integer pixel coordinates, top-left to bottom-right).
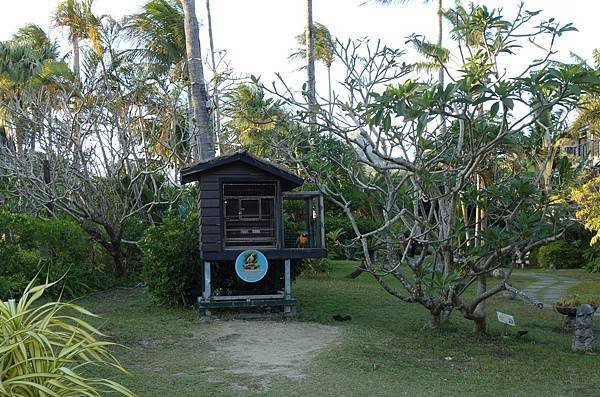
197, 298, 298, 317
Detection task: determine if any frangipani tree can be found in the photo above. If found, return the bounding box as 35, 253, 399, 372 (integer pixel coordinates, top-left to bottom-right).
268, 4, 599, 332
0, 21, 183, 277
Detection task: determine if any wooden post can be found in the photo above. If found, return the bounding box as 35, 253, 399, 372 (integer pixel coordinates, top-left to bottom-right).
305, 199, 313, 248
278, 182, 284, 248
284, 259, 291, 314
284, 259, 291, 298
203, 261, 211, 301
318, 194, 325, 249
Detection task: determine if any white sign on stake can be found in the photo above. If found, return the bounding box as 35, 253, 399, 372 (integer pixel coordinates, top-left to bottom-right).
496, 311, 515, 326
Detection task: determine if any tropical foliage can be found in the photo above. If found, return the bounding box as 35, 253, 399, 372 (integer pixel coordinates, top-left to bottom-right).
0, 279, 134, 396
140, 213, 200, 306
268, 4, 600, 332
0, 0, 600, 339
0, 211, 113, 300
573, 176, 600, 245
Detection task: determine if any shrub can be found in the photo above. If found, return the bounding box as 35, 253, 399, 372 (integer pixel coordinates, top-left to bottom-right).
585, 256, 600, 273
535, 240, 586, 269
556, 294, 600, 308
325, 215, 381, 259
0, 279, 134, 396
140, 214, 200, 306
303, 258, 334, 275
0, 211, 112, 300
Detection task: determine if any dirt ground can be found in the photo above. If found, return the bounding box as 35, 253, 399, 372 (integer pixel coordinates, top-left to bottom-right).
206, 319, 340, 391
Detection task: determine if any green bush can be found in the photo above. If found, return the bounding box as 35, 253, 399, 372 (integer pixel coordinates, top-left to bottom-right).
140, 214, 200, 306
325, 214, 381, 259
534, 240, 585, 269
303, 258, 334, 275
585, 256, 600, 273
0, 211, 112, 300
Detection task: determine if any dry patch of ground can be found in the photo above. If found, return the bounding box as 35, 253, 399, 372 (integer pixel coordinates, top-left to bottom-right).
207, 319, 340, 391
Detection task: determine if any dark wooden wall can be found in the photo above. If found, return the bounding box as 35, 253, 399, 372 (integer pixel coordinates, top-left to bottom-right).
197, 163, 279, 253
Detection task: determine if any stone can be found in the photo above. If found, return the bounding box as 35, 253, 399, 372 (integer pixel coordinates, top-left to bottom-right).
571, 304, 595, 353
564, 315, 576, 333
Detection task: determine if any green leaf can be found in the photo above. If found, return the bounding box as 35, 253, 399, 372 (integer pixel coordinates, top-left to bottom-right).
490, 102, 500, 118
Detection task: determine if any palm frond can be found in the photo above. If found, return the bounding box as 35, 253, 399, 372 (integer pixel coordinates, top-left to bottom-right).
407, 35, 449, 64
292, 22, 336, 68
123, 0, 186, 78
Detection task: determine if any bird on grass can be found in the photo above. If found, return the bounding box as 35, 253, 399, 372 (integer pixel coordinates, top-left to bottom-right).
296, 232, 308, 248
332, 314, 352, 322
516, 330, 528, 338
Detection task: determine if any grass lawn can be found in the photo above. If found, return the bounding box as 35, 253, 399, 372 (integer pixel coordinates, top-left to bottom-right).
82, 261, 600, 396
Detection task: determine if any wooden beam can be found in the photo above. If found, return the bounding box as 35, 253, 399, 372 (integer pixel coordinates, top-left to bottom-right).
284, 259, 291, 299
305, 198, 313, 247
283, 191, 321, 199
212, 293, 284, 301
319, 194, 326, 249
203, 261, 211, 300
202, 248, 327, 261
197, 298, 297, 309
284, 259, 292, 314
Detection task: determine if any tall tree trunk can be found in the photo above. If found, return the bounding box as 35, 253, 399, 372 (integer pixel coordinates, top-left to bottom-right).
473, 274, 487, 333
205, 0, 222, 154
540, 131, 555, 194
86, 225, 127, 278
473, 173, 488, 333
474, 174, 486, 246
427, 309, 442, 328
107, 234, 127, 278
186, 85, 194, 162
72, 36, 80, 80
306, 0, 317, 129
181, 0, 215, 161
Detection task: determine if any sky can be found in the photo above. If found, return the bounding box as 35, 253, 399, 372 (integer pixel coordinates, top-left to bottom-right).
1, 0, 599, 94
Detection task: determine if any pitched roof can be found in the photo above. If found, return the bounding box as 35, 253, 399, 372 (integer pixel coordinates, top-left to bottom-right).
180, 151, 304, 189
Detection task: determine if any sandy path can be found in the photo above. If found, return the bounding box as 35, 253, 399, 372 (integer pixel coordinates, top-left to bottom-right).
207, 320, 340, 391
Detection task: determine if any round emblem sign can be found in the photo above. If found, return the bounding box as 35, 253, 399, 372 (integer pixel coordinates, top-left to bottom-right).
235, 250, 268, 283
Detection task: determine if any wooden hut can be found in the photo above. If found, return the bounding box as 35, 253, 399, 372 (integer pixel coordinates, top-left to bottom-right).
180, 151, 326, 315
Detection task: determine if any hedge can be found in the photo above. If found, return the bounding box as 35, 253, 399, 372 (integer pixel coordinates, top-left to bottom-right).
0, 211, 112, 299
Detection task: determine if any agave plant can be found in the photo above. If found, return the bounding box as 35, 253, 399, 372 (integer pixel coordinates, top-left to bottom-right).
0, 279, 135, 396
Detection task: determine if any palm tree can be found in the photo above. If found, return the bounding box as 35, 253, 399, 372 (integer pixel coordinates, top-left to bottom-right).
53, 0, 101, 80
125, 0, 187, 79
205, 0, 223, 152
126, 0, 198, 162
12, 24, 58, 59
126, 0, 200, 160
290, 22, 335, 113
223, 84, 287, 154
375, 0, 444, 86
305, 0, 317, 129
0, 32, 70, 154
180, 0, 215, 160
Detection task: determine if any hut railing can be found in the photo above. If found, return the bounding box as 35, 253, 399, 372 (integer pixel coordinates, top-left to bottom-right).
282, 191, 325, 250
